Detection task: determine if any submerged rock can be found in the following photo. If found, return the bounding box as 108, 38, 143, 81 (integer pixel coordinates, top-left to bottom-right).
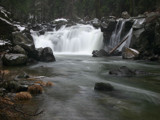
94, 82, 114, 91
37, 47, 56, 62
109, 66, 147, 76
109, 66, 136, 76
2, 53, 28, 66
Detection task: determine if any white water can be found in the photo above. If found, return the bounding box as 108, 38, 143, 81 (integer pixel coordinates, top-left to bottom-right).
32, 24, 103, 55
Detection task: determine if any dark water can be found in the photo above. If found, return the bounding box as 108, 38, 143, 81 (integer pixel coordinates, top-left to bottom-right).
6, 55, 160, 120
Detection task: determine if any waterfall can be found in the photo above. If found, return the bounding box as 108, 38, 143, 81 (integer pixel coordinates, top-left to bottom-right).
32, 24, 103, 55
106, 19, 133, 51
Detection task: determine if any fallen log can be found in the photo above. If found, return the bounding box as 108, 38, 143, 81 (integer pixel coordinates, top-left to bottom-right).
109, 36, 129, 55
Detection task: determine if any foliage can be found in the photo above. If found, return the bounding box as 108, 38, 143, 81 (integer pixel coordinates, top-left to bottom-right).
0, 0, 159, 23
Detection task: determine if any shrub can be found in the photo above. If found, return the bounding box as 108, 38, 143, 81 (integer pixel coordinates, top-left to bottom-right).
28, 85, 43, 94
15, 92, 32, 101
46, 81, 54, 87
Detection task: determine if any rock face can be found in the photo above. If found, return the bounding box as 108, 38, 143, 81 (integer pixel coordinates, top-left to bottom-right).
37, 47, 56, 62
2, 54, 28, 66
101, 19, 117, 45
122, 47, 139, 59
130, 12, 160, 60
94, 82, 114, 91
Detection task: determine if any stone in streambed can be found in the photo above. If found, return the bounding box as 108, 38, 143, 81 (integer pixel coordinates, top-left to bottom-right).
2, 53, 28, 66
94, 82, 114, 91
37, 47, 56, 62
109, 66, 136, 76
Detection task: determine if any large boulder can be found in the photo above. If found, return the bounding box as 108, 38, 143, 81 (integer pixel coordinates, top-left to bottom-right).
2, 54, 28, 66
130, 12, 160, 60
101, 19, 117, 45
91, 18, 101, 28
12, 45, 26, 54
94, 82, 114, 91
12, 32, 38, 59
37, 47, 56, 62
122, 47, 139, 59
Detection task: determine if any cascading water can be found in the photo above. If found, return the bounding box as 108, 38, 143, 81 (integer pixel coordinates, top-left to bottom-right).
106, 19, 133, 51
31, 24, 103, 55
109, 20, 125, 48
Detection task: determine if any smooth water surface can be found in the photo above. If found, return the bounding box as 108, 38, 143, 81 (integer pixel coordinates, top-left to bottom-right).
7, 55, 160, 120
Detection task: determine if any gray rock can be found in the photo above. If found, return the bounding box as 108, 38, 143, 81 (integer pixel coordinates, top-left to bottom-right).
13, 45, 26, 54
2, 53, 28, 66
122, 47, 139, 59
91, 18, 101, 28
37, 47, 56, 62
109, 66, 136, 76
94, 82, 114, 91
122, 11, 130, 19
2, 81, 20, 92
12, 32, 38, 59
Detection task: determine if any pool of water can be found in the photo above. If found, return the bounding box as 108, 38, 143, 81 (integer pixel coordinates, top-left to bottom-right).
5, 55, 160, 120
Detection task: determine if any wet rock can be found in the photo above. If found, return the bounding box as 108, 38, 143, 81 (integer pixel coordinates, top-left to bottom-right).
109, 66, 136, 76
122, 47, 139, 59
17, 72, 30, 79
37, 47, 56, 62
92, 49, 121, 57
122, 11, 130, 19
92, 49, 109, 57
2, 54, 28, 66
17, 85, 28, 92
12, 45, 26, 54
12, 32, 38, 59
91, 18, 101, 28
1, 81, 20, 92
94, 82, 114, 91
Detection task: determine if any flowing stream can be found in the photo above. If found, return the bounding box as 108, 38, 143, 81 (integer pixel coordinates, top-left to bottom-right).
12, 55, 160, 120
18, 23, 160, 120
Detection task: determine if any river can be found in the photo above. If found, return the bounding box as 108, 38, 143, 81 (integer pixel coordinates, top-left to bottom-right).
14, 54, 159, 120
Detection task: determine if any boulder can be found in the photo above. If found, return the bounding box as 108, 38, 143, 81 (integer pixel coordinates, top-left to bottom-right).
122, 11, 130, 19
37, 47, 56, 62
109, 66, 136, 76
12, 32, 38, 59
122, 47, 139, 59
92, 49, 109, 57
92, 49, 121, 57
2, 54, 28, 66
100, 19, 117, 45
94, 82, 114, 91
12, 45, 26, 54
1, 81, 20, 92
91, 18, 101, 28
